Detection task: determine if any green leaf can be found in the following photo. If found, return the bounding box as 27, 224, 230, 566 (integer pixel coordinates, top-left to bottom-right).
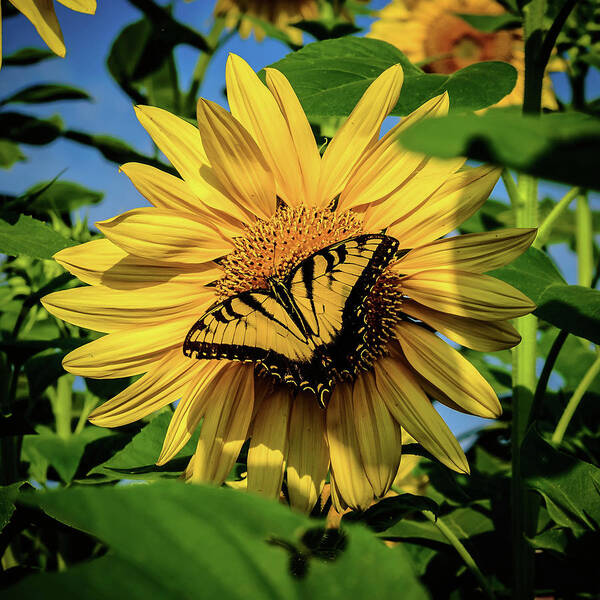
0, 112, 62, 145
397, 110, 600, 190
0, 483, 22, 532
455, 13, 521, 32
87, 412, 195, 481
22, 426, 113, 483
22, 180, 103, 214
344, 493, 440, 532
294, 19, 361, 41
8, 483, 428, 599
491, 248, 600, 345
0, 84, 91, 106
2, 47, 56, 66
0, 139, 26, 168
0, 214, 77, 260
262, 38, 517, 117
522, 430, 600, 533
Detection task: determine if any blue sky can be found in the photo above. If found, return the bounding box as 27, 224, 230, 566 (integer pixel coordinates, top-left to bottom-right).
2, 1, 597, 438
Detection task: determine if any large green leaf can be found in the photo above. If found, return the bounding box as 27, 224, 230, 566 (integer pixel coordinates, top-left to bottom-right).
522, 430, 600, 534
263, 38, 517, 117
0, 214, 76, 260
2, 47, 56, 66
456, 13, 521, 32
21, 180, 103, 214
7, 483, 429, 599
397, 110, 600, 189
0, 112, 62, 145
491, 248, 600, 344
0, 483, 22, 532
0, 139, 25, 168
0, 84, 91, 106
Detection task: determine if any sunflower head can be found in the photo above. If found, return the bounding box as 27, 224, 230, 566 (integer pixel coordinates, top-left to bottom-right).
43, 54, 536, 514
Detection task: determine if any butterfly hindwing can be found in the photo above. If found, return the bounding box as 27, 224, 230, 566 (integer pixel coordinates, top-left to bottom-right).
183, 234, 399, 403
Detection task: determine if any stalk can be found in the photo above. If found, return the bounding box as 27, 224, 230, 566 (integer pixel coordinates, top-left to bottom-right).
533, 186, 580, 248
575, 193, 593, 287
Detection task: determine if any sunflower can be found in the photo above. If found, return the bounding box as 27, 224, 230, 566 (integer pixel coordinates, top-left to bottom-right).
42, 54, 536, 513
214, 0, 319, 46
367, 0, 558, 109
1, 0, 96, 68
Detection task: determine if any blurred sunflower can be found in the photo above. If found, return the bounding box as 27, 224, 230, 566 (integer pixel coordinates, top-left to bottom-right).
1, 0, 96, 68
367, 0, 559, 108
43, 54, 536, 513
214, 0, 319, 45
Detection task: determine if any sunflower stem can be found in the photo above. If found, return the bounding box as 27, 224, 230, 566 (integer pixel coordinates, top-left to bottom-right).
575, 192, 593, 287
552, 350, 600, 445
421, 510, 495, 600
533, 186, 580, 248
501, 169, 522, 210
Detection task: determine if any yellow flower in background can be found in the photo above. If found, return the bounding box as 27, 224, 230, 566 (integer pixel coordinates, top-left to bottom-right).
368, 0, 558, 109
42, 54, 536, 513
214, 0, 319, 46
1, 0, 96, 68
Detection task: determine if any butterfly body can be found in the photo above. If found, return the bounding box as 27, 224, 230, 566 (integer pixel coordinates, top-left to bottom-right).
183, 234, 399, 407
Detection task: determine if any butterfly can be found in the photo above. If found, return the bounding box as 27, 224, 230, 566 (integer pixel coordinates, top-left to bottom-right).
183, 234, 399, 407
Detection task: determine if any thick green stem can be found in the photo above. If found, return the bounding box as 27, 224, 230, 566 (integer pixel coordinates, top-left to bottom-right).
48, 375, 73, 440
421, 510, 495, 600
552, 351, 600, 444
501, 169, 522, 210
575, 193, 593, 287
534, 186, 580, 248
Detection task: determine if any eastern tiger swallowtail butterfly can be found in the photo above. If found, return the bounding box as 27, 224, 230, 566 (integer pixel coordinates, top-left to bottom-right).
183, 234, 399, 407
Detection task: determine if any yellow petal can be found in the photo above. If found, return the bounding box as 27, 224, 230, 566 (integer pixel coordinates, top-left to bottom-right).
374, 356, 469, 474
395, 322, 502, 418
339, 93, 457, 212
119, 162, 245, 239
42, 283, 214, 333
247, 387, 292, 499
88, 350, 197, 427
326, 382, 373, 511
388, 165, 501, 247
352, 372, 402, 498
226, 54, 304, 207
265, 67, 321, 207
402, 299, 521, 351
96, 207, 233, 264
134, 105, 250, 223
156, 360, 225, 465
54, 239, 220, 290
10, 0, 65, 57
401, 269, 536, 321
190, 363, 254, 485
56, 0, 95, 13
197, 99, 276, 220
395, 228, 537, 275
286, 393, 329, 514
63, 318, 192, 378
318, 64, 404, 207
329, 474, 347, 513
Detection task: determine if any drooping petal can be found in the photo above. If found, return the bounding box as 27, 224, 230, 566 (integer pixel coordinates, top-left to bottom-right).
62, 318, 193, 378
326, 383, 373, 511
400, 269, 536, 321
387, 165, 501, 247
88, 349, 198, 427
402, 299, 521, 351
42, 283, 214, 333
119, 162, 245, 239
133, 105, 249, 222
265, 67, 321, 206
197, 99, 276, 220
395, 322, 502, 418
318, 64, 404, 207
156, 360, 225, 465
56, 0, 95, 13
190, 363, 254, 485
374, 356, 469, 474
96, 207, 234, 264
286, 393, 329, 514
247, 387, 292, 499
226, 54, 304, 207
53, 239, 220, 290
10, 0, 65, 57
394, 228, 537, 275
339, 93, 459, 212
352, 372, 402, 498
